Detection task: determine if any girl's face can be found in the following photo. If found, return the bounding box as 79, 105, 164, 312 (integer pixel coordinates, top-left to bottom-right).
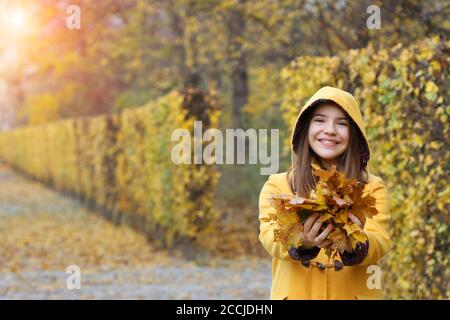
308, 104, 349, 165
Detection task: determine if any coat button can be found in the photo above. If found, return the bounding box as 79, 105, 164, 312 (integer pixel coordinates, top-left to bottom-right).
334, 260, 344, 271
316, 262, 326, 270
301, 260, 311, 268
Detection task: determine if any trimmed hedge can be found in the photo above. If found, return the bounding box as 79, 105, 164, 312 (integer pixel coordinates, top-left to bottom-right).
280, 37, 449, 299
0, 90, 221, 247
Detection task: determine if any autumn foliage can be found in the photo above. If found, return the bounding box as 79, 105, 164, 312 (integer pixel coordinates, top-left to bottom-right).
263, 164, 378, 261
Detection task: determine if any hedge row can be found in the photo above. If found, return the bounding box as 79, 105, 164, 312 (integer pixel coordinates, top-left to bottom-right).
0, 90, 221, 247
280, 37, 449, 299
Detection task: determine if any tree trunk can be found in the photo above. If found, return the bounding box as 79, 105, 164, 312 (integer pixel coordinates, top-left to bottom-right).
167, 0, 200, 90
228, 2, 248, 128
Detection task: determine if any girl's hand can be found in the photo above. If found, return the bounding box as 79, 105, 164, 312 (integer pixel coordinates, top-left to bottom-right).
348, 213, 364, 229
300, 213, 334, 250
342, 213, 365, 253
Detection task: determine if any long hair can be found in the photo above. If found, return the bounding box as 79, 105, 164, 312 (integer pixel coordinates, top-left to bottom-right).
287, 99, 369, 197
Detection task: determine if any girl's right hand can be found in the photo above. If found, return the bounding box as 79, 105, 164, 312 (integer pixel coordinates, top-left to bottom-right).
300, 213, 334, 249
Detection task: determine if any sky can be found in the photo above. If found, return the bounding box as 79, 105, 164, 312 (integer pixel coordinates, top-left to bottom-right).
0, 0, 34, 130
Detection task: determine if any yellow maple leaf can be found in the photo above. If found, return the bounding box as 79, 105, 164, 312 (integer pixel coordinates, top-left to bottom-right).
328, 228, 350, 254
343, 222, 361, 236
287, 223, 303, 248
277, 210, 300, 226
349, 230, 368, 249
336, 210, 349, 224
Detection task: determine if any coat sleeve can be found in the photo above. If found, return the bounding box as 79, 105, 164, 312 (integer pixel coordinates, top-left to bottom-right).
360, 176, 392, 266
258, 174, 296, 261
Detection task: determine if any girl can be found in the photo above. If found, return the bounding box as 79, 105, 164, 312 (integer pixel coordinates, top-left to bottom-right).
258, 86, 391, 300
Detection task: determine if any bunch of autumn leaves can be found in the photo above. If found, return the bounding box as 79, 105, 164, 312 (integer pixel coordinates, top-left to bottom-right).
263, 163, 379, 264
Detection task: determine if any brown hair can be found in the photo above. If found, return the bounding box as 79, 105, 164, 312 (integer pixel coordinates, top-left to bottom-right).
287, 99, 369, 197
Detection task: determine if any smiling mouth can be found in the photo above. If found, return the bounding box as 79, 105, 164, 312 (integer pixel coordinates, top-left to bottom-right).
318, 139, 339, 147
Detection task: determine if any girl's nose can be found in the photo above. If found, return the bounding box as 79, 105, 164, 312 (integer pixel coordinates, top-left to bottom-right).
324, 124, 337, 135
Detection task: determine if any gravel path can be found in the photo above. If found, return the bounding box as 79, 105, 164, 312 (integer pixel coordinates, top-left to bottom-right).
0, 162, 272, 299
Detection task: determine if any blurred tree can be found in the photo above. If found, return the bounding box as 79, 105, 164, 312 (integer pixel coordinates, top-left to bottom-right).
1, 0, 448, 127
226, 0, 248, 128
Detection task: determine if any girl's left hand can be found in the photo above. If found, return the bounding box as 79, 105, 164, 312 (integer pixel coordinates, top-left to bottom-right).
348, 213, 364, 229
342, 213, 365, 253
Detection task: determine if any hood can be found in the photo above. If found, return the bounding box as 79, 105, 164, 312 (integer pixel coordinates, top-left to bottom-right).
290, 86, 371, 172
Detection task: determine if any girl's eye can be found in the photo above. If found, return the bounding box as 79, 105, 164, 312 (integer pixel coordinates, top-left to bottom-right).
313, 118, 347, 126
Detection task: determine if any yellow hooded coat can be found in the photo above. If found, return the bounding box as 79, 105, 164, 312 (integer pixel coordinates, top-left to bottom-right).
258, 86, 391, 300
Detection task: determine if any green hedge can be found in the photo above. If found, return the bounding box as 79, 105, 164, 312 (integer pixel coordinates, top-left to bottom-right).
0, 90, 221, 248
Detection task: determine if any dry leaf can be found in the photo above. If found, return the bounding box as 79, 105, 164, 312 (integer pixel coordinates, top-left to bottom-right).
265, 164, 378, 259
